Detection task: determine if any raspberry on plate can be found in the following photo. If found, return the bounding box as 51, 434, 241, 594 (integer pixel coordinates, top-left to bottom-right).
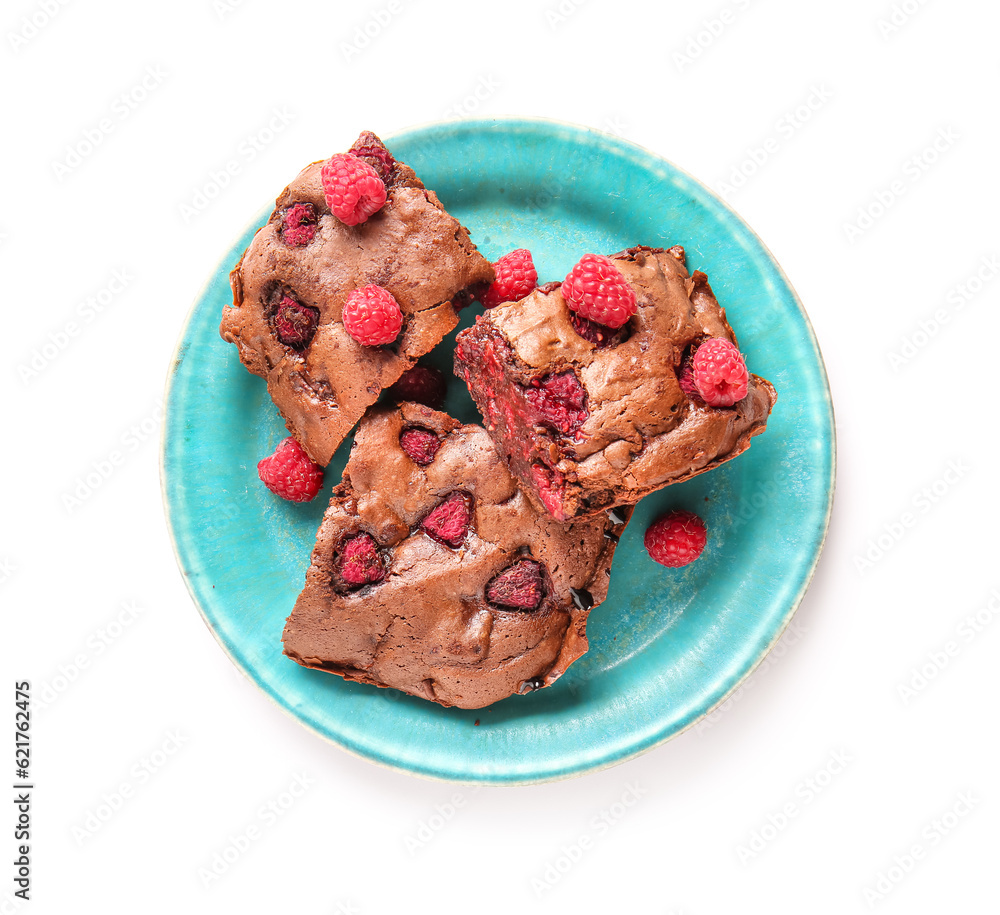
321, 153, 387, 226
644, 510, 707, 568
281, 403, 631, 709
561, 253, 637, 329
481, 248, 538, 308
257, 437, 324, 503
455, 246, 775, 521
342, 285, 403, 346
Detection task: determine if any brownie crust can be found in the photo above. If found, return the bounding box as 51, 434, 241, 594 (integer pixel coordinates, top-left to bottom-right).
221, 142, 494, 466
281, 403, 630, 709
454, 245, 777, 520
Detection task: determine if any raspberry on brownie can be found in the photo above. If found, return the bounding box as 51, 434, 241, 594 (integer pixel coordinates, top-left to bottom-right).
281, 403, 631, 709
454, 245, 777, 521
220, 131, 494, 466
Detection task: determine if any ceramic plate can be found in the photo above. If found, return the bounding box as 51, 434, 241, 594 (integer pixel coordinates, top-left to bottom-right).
161, 119, 835, 784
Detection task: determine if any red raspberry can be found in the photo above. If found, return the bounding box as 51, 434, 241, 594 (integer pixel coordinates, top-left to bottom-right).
486, 559, 546, 610
388, 365, 446, 408
338, 533, 385, 587
257, 437, 324, 503
530, 463, 566, 519
399, 427, 441, 466
420, 491, 473, 547
347, 130, 398, 186
524, 371, 588, 436
644, 510, 707, 568
279, 203, 317, 247
321, 153, 387, 226
481, 248, 538, 308
271, 295, 320, 349
691, 338, 749, 407
342, 284, 402, 346
561, 254, 636, 329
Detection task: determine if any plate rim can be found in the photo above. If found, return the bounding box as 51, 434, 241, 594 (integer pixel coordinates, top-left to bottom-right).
160, 116, 837, 785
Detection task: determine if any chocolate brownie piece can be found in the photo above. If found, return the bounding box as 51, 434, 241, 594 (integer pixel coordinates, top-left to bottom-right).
220, 132, 494, 466
454, 245, 776, 521
281, 403, 630, 709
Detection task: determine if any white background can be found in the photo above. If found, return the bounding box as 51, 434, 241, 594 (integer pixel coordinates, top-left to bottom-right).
2, 0, 998, 912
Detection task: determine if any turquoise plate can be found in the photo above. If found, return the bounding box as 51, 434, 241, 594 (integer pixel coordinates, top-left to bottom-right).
162, 119, 835, 785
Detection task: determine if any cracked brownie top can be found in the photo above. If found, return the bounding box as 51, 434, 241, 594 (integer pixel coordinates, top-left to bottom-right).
281, 402, 629, 709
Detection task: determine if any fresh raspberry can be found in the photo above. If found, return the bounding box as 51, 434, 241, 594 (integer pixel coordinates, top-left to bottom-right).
257, 437, 324, 503
279, 203, 317, 247
421, 491, 473, 547
347, 131, 398, 186
644, 510, 707, 568
481, 248, 538, 308
388, 365, 446, 408
690, 338, 749, 407
337, 533, 385, 587
561, 254, 637, 329
524, 371, 588, 436
342, 285, 402, 346
321, 153, 387, 226
399, 427, 441, 466
486, 559, 546, 611
271, 295, 320, 349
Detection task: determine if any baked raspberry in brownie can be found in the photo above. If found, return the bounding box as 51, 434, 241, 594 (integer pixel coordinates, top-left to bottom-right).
281, 403, 630, 709
220, 131, 494, 466
454, 245, 777, 521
